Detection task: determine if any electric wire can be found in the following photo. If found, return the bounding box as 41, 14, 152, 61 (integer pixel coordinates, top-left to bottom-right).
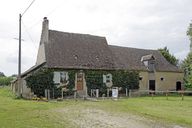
22, 20, 38, 49
22, 0, 36, 16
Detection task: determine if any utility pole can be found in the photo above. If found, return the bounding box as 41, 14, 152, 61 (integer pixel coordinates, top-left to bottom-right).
19, 14, 21, 77
17, 14, 22, 97
17, 0, 36, 97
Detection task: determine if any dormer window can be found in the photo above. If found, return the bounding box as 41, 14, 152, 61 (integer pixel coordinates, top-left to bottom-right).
141, 54, 156, 72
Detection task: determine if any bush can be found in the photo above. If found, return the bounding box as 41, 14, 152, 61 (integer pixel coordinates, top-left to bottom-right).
0, 77, 13, 86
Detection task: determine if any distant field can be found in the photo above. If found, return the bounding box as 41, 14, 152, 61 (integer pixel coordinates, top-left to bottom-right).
0, 87, 192, 128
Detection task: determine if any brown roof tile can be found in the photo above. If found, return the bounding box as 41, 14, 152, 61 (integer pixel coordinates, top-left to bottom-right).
109, 45, 181, 72
45, 30, 115, 70
41, 29, 181, 72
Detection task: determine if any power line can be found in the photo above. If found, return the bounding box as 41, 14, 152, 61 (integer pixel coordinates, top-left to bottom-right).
22, 0, 36, 16
26, 3, 62, 31
22, 21, 37, 45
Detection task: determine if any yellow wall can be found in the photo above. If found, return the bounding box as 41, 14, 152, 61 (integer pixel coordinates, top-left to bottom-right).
139, 71, 184, 91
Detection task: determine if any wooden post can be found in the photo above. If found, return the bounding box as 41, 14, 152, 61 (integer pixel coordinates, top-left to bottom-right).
52, 88, 54, 99
181, 90, 184, 101
45, 89, 47, 99
166, 90, 168, 100
74, 91, 76, 99
151, 91, 154, 100
96, 89, 99, 98
126, 88, 128, 97
48, 89, 50, 100
129, 89, 131, 97
62, 89, 63, 99
107, 88, 109, 98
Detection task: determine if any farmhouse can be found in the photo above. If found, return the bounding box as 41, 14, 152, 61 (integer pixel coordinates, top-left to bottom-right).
12, 17, 183, 98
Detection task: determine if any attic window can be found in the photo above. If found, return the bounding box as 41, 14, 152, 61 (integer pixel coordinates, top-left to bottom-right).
73, 55, 78, 60
160, 77, 164, 81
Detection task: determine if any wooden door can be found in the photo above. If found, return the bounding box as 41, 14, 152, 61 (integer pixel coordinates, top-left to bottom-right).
77, 73, 83, 91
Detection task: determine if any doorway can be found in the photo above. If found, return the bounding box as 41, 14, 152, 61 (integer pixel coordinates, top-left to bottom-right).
176, 81, 181, 91
77, 72, 84, 91
149, 80, 155, 91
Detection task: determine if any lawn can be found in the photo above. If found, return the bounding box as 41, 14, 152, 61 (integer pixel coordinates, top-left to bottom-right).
0, 87, 192, 128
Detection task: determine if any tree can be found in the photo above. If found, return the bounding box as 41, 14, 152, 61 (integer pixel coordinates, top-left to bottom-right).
187, 22, 192, 52
11, 74, 17, 78
158, 47, 178, 66
182, 52, 192, 88
182, 22, 192, 89
0, 77, 13, 86
0, 72, 5, 77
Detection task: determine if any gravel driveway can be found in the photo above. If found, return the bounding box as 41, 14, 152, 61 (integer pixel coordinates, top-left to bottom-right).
54, 106, 184, 128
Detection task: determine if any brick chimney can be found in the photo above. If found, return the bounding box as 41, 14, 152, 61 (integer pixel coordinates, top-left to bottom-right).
40, 17, 49, 44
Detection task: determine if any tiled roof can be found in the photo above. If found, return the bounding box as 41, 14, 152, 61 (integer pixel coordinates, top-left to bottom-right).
45, 30, 115, 70
36, 29, 181, 72
109, 45, 181, 72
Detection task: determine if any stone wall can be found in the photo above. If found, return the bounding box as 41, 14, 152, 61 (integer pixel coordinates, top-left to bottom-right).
139, 71, 184, 91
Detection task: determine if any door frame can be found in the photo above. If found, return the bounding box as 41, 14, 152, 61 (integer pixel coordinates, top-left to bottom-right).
149, 80, 156, 91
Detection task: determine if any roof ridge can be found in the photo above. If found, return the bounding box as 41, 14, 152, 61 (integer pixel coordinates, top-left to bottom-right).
49, 29, 106, 39
108, 45, 158, 51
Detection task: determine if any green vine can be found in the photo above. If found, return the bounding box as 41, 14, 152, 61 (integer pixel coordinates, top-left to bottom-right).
26, 69, 54, 97
26, 68, 139, 98
85, 70, 139, 96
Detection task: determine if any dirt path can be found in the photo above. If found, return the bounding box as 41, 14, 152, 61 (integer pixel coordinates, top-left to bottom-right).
54, 106, 184, 128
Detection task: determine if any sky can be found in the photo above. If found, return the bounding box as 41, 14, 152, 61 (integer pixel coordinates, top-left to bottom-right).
0, 0, 191, 76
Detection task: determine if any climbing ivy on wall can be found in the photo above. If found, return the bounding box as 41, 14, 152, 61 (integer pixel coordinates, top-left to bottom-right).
112, 70, 139, 93
26, 69, 76, 97
26, 68, 139, 98
26, 69, 54, 97
85, 70, 108, 96
65, 70, 76, 95
85, 70, 139, 96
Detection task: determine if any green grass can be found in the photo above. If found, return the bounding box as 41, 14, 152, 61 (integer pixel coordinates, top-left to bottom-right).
89, 97, 192, 127
0, 87, 76, 128
0, 87, 192, 128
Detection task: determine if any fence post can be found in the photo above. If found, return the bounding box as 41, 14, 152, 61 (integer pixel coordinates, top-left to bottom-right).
151, 90, 154, 100
45, 89, 47, 99
52, 88, 54, 99
62, 89, 64, 99
126, 88, 128, 97
166, 90, 168, 100
48, 89, 50, 100
96, 89, 99, 98
107, 88, 109, 97
181, 90, 184, 101
129, 89, 131, 97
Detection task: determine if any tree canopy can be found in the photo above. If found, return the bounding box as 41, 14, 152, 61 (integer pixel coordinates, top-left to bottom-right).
0, 72, 5, 77
158, 47, 178, 66
187, 22, 192, 51
0, 77, 13, 86
182, 22, 192, 89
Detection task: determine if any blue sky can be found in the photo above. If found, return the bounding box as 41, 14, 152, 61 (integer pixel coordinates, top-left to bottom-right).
0, 0, 191, 76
